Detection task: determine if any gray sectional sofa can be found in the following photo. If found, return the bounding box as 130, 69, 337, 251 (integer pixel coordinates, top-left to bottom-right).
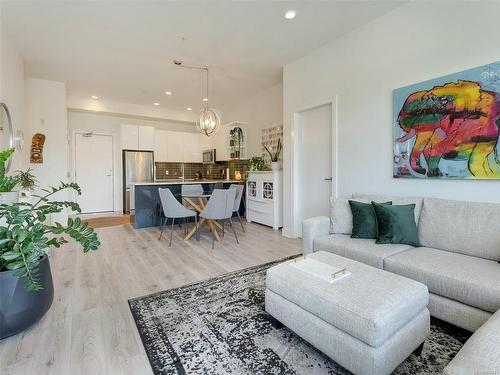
303, 194, 500, 374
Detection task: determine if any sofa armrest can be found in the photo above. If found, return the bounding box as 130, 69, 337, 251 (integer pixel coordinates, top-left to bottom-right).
302, 216, 331, 255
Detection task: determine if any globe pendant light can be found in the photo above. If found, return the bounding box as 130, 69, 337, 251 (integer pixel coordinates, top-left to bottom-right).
174, 60, 221, 136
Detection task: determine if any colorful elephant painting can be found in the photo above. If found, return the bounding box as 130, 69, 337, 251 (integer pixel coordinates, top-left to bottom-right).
393, 62, 500, 179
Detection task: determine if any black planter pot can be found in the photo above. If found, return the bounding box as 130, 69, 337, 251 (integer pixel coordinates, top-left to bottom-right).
0, 255, 54, 339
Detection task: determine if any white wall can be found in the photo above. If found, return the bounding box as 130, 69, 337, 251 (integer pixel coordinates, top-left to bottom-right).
201, 82, 283, 160
283, 1, 500, 237
0, 13, 25, 171
67, 110, 196, 212
25, 78, 69, 219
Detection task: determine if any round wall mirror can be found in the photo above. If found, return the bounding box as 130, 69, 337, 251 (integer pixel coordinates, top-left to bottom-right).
0, 103, 14, 174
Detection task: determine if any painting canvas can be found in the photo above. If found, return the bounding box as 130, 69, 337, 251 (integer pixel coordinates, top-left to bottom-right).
393, 61, 500, 179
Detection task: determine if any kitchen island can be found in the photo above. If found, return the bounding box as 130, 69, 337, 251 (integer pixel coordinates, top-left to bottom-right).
131, 180, 244, 229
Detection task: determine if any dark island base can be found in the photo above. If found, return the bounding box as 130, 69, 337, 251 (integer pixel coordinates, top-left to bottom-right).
133, 182, 245, 229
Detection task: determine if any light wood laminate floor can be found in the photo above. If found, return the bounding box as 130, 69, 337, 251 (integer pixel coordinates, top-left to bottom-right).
0, 222, 301, 375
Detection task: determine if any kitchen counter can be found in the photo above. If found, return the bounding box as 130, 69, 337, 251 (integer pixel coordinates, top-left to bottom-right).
131, 180, 245, 229
130, 179, 243, 186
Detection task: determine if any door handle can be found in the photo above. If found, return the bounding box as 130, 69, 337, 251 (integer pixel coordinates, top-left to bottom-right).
324, 177, 332, 181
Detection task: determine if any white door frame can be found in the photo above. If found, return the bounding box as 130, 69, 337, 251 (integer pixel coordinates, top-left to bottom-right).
291, 96, 338, 238
72, 131, 115, 212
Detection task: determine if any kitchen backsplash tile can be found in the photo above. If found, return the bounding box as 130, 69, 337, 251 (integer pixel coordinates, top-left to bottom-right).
155, 160, 248, 181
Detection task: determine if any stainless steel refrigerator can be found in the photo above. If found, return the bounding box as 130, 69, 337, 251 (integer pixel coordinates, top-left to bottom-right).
122, 150, 154, 213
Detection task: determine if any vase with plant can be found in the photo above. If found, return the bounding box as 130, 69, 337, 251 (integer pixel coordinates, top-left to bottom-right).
263, 138, 282, 171
0, 181, 100, 339
0, 148, 20, 204
15, 167, 36, 202
247, 156, 267, 172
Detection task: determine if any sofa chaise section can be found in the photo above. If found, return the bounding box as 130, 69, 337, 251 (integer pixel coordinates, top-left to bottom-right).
444, 309, 500, 374
385, 247, 500, 331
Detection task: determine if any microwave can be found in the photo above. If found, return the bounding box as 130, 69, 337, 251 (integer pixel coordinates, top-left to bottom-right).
202, 149, 216, 164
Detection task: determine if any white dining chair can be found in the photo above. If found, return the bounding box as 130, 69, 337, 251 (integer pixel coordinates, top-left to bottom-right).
199, 189, 238, 249
158, 188, 198, 246
229, 184, 245, 232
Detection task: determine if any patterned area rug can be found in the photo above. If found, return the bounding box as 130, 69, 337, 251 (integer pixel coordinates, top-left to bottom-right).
128, 256, 471, 375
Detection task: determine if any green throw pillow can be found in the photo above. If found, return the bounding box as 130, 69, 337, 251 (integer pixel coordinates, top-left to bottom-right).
349, 200, 392, 239
372, 202, 420, 247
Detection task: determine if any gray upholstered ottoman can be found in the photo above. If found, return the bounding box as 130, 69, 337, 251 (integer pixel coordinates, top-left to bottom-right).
265, 251, 430, 375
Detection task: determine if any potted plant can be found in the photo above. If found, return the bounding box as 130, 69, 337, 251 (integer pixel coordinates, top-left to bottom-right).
263, 138, 282, 171
0, 148, 20, 204
0, 181, 100, 339
247, 156, 267, 171
15, 168, 36, 202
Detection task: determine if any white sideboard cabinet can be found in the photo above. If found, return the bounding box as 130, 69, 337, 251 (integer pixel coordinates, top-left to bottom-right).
246, 171, 282, 230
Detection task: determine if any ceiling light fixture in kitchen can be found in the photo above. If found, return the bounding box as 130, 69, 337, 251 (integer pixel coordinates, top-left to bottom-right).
284, 10, 296, 20
186, 107, 192, 111
165, 91, 172, 95
91, 95, 99, 100
153, 102, 160, 106
174, 60, 220, 136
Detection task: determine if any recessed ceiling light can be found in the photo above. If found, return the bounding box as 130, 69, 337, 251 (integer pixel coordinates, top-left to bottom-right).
165, 91, 172, 95
203, 98, 208, 102
186, 107, 192, 111
153, 102, 160, 106
284, 10, 296, 20
91, 95, 99, 100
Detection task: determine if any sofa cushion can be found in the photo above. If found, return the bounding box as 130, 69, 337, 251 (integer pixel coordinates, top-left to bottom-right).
266, 251, 429, 347
350, 200, 391, 239
419, 197, 500, 261
313, 234, 413, 269
352, 193, 423, 223
444, 309, 500, 375
384, 247, 500, 313
329, 197, 368, 234
372, 203, 420, 247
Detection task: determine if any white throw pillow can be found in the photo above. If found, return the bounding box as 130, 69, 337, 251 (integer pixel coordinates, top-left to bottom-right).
329, 197, 369, 234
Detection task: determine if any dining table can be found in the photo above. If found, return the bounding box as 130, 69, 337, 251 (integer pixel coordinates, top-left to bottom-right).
181, 192, 224, 241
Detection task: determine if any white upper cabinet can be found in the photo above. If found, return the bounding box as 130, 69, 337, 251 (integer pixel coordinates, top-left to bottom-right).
138, 126, 155, 150
166, 131, 184, 162
120, 124, 139, 150
120, 124, 154, 151
183, 132, 200, 162
154, 130, 169, 162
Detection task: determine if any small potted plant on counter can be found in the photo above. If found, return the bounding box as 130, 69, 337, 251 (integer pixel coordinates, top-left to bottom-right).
263, 138, 282, 171
0, 148, 20, 204
0, 181, 100, 339
247, 156, 267, 172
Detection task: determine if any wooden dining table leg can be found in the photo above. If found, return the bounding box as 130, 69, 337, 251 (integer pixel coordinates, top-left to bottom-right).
198, 197, 221, 241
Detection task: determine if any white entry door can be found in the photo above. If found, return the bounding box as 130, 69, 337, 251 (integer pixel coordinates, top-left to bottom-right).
74, 133, 114, 213
296, 103, 333, 237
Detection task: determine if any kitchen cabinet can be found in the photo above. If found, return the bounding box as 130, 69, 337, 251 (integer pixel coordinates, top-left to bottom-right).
166, 131, 184, 162
182, 132, 200, 162
120, 124, 154, 151
138, 126, 155, 150
120, 124, 139, 150
154, 130, 169, 162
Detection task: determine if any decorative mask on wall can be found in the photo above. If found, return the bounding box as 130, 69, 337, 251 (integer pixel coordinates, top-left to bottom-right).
30, 133, 45, 163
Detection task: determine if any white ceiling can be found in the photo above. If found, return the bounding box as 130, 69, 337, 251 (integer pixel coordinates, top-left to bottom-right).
1, 1, 403, 116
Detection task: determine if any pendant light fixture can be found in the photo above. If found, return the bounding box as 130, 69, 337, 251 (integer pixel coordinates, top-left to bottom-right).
174, 60, 221, 136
